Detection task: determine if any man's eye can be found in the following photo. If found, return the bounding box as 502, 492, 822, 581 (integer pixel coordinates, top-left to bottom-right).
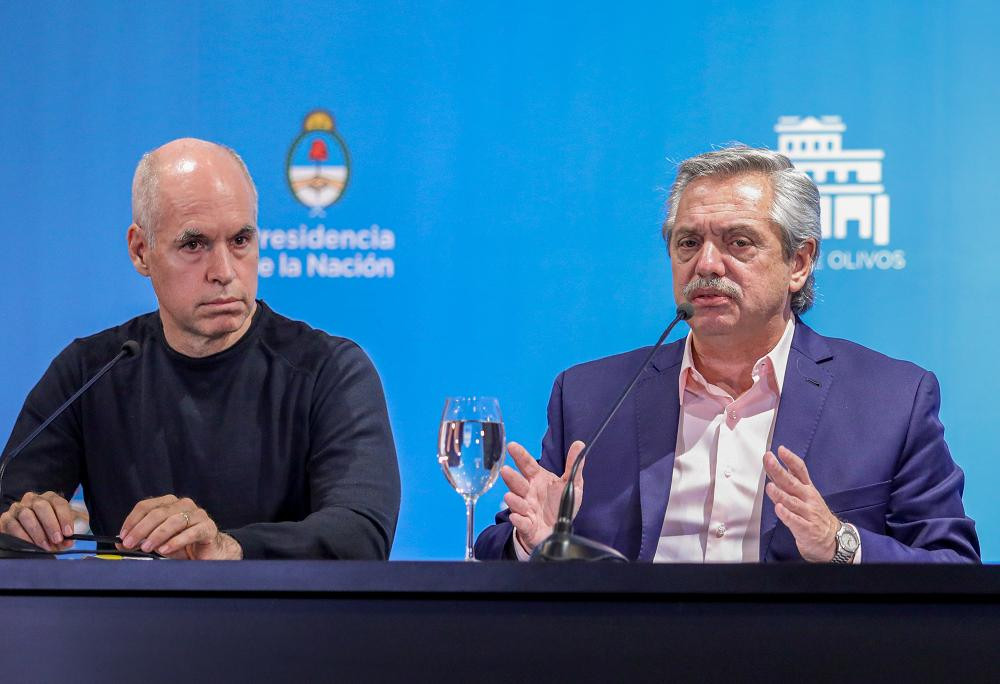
233, 235, 249, 247
182, 240, 201, 251
732, 239, 752, 248
677, 239, 698, 249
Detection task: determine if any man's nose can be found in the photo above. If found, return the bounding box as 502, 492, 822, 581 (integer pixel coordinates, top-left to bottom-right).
694, 241, 726, 278
206, 245, 236, 285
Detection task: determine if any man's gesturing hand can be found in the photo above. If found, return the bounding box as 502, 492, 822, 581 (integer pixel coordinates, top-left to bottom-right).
764, 446, 840, 563
118, 495, 242, 560
0, 491, 75, 551
500, 440, 586, 554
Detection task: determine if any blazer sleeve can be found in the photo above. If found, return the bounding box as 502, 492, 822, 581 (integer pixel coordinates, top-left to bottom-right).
857, 371, 980, 563
474, 372, 568, 560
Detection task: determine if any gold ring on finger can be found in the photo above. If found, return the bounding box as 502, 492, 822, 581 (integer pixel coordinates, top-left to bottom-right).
180, 511, 191, 527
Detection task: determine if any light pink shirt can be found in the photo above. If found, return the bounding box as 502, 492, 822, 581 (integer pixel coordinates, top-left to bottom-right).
653, 318, 795, 562
514, 316, 858, 562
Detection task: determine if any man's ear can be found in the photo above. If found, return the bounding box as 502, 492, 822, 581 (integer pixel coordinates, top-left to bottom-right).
127, 224, 151, 277
788, 238, 817, 293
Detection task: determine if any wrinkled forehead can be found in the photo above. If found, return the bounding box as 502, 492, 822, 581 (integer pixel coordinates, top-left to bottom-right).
675, 172, 774, 221
150, 170, 255, 239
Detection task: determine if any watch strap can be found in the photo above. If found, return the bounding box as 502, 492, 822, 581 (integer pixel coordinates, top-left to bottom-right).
831, 521, 860, 564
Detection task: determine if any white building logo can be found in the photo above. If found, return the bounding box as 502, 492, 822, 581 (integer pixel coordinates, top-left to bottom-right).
775, 115, 904, 270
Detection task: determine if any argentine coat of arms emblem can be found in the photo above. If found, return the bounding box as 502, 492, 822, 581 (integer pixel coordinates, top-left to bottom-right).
285, 109, 351, 217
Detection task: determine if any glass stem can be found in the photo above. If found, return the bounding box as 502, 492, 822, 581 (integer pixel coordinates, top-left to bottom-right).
464, 496, 476, 561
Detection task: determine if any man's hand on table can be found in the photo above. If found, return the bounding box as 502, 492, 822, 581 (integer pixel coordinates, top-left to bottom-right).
1, 491, 76, 551
118, 494, 242, 560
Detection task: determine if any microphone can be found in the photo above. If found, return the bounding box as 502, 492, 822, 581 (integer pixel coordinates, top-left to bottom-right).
0, 340, 141, 557
530, 302, 694, 562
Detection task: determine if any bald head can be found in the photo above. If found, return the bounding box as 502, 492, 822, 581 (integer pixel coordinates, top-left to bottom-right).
131, 138, 258, 244
126, 137, 261, 358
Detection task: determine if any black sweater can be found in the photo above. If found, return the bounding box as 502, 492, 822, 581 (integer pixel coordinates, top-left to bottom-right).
0, 301, 400, 559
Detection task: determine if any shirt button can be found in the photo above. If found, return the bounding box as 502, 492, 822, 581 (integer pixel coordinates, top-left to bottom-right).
728, 410, 737, 420
716, 524, 726, 537
724, 468, 732, 478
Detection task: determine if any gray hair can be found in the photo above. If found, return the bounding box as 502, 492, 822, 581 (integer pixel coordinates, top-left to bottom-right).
663, 144, 821, 315
131, 142, 258, 245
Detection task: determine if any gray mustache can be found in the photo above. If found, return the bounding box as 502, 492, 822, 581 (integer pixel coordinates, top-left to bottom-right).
682, 276, 743, 300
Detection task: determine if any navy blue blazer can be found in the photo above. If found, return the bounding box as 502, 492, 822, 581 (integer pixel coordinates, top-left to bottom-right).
475, 321, 980, 562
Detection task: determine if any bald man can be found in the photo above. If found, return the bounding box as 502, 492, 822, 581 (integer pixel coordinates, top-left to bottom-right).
0, 139, 400, 559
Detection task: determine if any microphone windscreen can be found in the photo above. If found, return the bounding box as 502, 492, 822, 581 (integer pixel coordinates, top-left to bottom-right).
120, 340, 141, 358
676, 301, 695, 321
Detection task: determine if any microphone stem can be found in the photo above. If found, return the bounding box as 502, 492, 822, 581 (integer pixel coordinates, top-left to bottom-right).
554, 310, 689, 527
0, 348, 128, 503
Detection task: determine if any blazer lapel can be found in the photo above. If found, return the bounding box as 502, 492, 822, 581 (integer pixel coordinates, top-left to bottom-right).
759, 321, 834, 561
634, 342, 684, 562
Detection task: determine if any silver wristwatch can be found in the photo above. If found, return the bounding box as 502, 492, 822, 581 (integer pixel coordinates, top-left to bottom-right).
831, 521, 860, 564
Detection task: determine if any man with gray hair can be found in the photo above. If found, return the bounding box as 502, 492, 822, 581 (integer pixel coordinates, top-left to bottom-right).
1, 138, 400, 559
476, 144, 979, 563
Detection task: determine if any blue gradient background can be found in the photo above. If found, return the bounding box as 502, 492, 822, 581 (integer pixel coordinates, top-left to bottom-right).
1, 1, 996, 560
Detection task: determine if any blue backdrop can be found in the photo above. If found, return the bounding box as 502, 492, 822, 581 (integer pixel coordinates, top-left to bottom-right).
1, 1, 997, 560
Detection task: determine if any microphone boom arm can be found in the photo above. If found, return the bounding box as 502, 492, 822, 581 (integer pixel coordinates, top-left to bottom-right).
0, 341, 139, 503
533, 303, 693, 562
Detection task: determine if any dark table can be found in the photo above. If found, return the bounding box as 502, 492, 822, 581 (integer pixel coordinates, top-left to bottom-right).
1, 560, 997, 682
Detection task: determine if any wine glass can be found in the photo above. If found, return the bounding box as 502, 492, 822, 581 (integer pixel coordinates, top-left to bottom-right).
438, 396, 505, 561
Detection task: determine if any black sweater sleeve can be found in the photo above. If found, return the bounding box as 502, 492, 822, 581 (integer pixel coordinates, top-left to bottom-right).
225, 341, 401, 559
1, 344, 84, 512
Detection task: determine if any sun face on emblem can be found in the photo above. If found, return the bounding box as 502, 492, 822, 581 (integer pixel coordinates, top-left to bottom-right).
286, 109, 351, 217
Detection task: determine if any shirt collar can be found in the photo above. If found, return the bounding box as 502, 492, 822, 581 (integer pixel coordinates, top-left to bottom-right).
678, 317, 796, 402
